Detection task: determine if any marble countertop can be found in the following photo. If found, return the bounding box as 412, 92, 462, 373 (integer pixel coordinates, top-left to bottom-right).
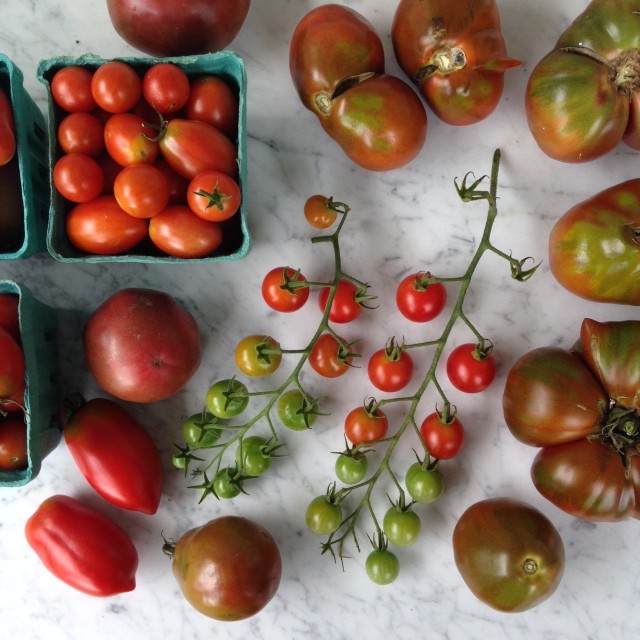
1, 1, 639, 638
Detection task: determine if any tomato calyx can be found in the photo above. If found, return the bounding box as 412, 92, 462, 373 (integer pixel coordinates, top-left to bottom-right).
592, 401, 640, 476
471, 339, 494, 362
191, 182, 232, 211
314, 71, 377, 115
383, 336, 407, 362
416, 47, 467, 80
412, 271, 439, 291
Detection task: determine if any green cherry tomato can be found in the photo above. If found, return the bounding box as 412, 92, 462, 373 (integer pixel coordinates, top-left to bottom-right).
213, 467, 243, 500
305, 495, 342, 535
206, 379, 249, 419
365, 548, 400, 585
182, 410, 221, 449
277, 389, 317, 431
405, 462, 444, 504
235, 436, 272, 477
382, 506, 421, 548
335, 452, 368, 485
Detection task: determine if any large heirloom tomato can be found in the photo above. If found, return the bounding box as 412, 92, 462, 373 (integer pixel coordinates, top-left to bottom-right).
165, 515, 281, 621
391, 0, 519, 126
453, 498, 564, 612
526, 0, 640, 162
503, 318, 640, 521
290, 4, 427, 171
549, 178, 640, 305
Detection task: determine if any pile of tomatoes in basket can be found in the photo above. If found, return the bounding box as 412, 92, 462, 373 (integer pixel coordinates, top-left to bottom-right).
50, 60, 241, 258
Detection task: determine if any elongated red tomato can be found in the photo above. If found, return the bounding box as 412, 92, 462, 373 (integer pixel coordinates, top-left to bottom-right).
64, 397, 164, 514
158, 119, 237, 179
0, 87, 16, 166
25, 494, 138, 597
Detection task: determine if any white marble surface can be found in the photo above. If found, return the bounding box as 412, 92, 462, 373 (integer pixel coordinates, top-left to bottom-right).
1, 1, 640, 638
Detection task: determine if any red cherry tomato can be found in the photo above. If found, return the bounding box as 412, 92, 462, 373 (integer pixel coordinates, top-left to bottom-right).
66, 195, 148, 255
419, 412, 465, 460
304, 194, 338, 229
187, 170, 241, 221
91, 60, 142, 114
261, 266, 310, 312
396, 272, 447, 322
53, 153, 104, 203
104, 112, 160, 166
148, 205, 223, 259
185, 75, 239, 139
0, 327, 26, 398
308, 332, 353, 378
64, 397, 164, 514
368, 345, 414, 392
57, 111, 105, 157
142, 63, 191, 114
0, 415, 27, 470
344, 404, 389, 445
446, 342, 497, 393
25, 494, 138, 597
50, 66, 97, 113
318, 279, 363, 323
114, 163, 170, 218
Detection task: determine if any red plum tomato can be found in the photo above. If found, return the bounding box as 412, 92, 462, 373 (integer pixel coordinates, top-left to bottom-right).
50, 66, 97, 113
186, 75, 239, 139
142, 63, 190, 114
344, 405, 388, 445
114, 163, 170, 218
91, 61, 141, 114
57, 112, 105, 157
104, 112, 160, 166
187, 170, 241, 222
53, 153, 104, 203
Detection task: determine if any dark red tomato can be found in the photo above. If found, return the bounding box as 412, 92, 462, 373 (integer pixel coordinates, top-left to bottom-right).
50, 66, 96, 113
158, 118, 237, 179
0, 87, 16, 166
344, 404, 389, 445
114, 163, 170, 218
419, 411, 465, 460
261, 266, 310, 313
64, 397, 163, 514
106, 0, 251, 57
318, 279, 363, 324
392, 0, 519, 125
142, 63, 191, 114
368, 345, 414, 393
308, 332, 353, 378
66, 195, 148, 255
453, 498, 565, 612
396, 272, 447, 322
53, 153, 104, 203
166, 515, 281, 621
57, 112, 105, 157
304, 194, 338, 229
0, 327, 25, 398
187, 170, 241, 221
185, 75, 239, 139
149, 205, 223, 258
91, 60, 142, 114
0, 415, 27, 470
0, 293, 20, 343
446, 342, 497, 393
104, 112, 160, 166
154, 157, 190, 204
25, 494, 138, 597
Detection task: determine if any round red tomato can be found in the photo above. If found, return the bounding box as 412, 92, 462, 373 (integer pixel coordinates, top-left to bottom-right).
185, 75, 239, 139
104, 112, 160, 166
304, 194, 339, 229
318, 279, 364, 323
0, 327, 26, 398
344, 404, 389, 445
396, 272, 447, 322
0, 415, 27, 470
66, 195, 148, 255
142, 63, 191, 114
53, 153, 104, 203
57, 112, 104, 157
262, 266, 310, 312
114, 163, 170, 218
419, 411, 465, 460
91, 60, 142, 114
187, 170, 241, 221
368, 344, 414, 392
446, 342, 496, 393
149, 205, 223, 259
308, 332, 353, 378
50, 66, 96, 113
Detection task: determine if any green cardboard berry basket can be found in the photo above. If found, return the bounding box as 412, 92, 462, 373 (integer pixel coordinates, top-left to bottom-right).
0, 280, 61, 487
37, 51, 250, 263
0, 54, 50, 259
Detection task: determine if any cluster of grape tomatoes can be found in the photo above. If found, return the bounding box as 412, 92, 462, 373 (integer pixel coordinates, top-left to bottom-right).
49, 59, 241, 258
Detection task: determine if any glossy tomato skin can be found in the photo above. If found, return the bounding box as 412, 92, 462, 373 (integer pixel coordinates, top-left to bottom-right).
185, 75, 239, 139
446, 343, 496, 393
104, 112, 160, 166
549, 179, 640, 305
392, 0, 519, 125
308, 332, 352, 378
0, 415, 27, 470
50, 66, 96, 113
169, 515, 281, 621
106, 0, 251, 57
53, 153, 104, 203
113, 163, 170, 218
453, 498, 564, 612
83, 288, 201, 403
65, 195, 148, 255
64, 398, 163, 514
25, 495, 138, 597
